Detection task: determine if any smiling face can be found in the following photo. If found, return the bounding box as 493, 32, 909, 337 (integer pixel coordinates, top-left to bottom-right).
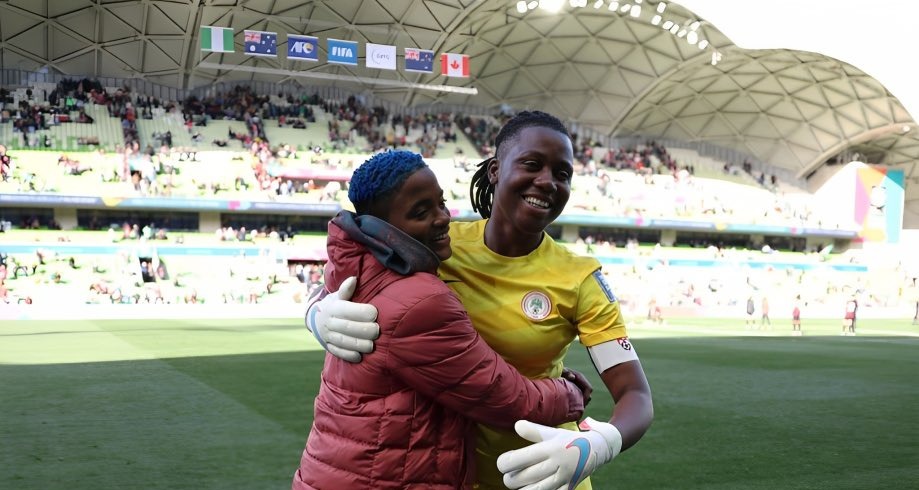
374, 167, 452, 260
487, 126, 573, 237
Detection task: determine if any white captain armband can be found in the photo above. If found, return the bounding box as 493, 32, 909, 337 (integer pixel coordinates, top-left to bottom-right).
587, 337, 639, 374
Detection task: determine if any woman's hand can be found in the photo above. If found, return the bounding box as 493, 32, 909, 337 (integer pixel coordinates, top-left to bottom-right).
562, 367, 593, 406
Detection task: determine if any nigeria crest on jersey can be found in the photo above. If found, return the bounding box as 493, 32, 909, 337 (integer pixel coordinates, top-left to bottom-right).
521, 291, 551, 321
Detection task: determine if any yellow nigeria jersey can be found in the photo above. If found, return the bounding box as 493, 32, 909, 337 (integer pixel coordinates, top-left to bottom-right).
439, 220, 629, 490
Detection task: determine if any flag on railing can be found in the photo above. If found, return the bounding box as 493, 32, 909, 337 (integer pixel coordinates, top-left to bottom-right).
366, 43, 396, 70
288, 35, 319, 61
200, 26, 234, 53
405, 48, 434, 73
441, 53, 470, 77
244, 30, 277, 57
328, 39, 358, 65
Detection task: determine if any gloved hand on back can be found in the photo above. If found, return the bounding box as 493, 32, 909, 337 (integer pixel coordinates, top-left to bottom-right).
305, 276, 380, 362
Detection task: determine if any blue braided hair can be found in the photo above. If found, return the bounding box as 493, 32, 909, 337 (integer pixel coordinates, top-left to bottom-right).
348, 150, 427, 215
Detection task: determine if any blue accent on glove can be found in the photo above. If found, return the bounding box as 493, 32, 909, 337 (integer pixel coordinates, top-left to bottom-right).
566, 437, 592, 490
307, 304, 328, 350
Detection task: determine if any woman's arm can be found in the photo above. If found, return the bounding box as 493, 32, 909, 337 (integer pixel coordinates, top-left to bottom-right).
600, 358, 653, 451
496, 355, 653, 490
387, 287, 585, 429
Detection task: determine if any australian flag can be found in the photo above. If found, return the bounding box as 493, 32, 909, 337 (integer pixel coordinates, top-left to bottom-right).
405, 48, 434, 73
244, 30, 277, 57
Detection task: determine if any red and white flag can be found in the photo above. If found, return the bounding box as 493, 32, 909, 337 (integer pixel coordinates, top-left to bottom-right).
440, 53, 470, 77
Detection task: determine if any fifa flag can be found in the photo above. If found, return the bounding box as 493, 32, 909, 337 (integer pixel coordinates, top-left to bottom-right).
328, 39, 358, 65
441, 53, 470, 77
244, 30, 277, 57
200, 26, 234, 53
366, 43, 397, 70
288, 35, 319, 61
405, 48, 434, 73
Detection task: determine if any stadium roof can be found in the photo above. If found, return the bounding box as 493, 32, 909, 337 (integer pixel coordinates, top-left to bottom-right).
1, 0, 917, 186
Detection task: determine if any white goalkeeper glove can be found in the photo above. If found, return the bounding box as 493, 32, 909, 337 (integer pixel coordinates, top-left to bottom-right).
497, 417, 622, 490
305, 276, 380, 363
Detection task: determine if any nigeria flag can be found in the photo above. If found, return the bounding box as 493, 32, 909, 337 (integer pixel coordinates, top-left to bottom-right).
200, 26, 234, 53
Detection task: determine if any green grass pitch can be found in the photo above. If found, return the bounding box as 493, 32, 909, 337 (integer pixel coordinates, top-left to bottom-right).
1, 317, 918, 489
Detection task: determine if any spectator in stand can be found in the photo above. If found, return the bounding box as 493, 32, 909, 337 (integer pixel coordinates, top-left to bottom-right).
0, 145, 11, 182
294, 264, 306, 283
77, 109, 94, 123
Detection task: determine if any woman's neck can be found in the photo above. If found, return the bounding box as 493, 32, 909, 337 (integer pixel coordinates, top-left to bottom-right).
483, 218, 543, 257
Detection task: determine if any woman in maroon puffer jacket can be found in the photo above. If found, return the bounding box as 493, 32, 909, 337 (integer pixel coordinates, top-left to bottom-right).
293, 151, 585, 489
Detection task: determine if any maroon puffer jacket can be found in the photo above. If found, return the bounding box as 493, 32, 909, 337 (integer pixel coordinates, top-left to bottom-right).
293, 215, 584, 489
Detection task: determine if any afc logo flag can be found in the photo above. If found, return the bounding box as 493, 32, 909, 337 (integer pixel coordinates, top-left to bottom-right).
327, 39, 358, 65
404, 48, 434, 73
441, 52, 469, 77
244, 30, 277, 57
288, 35, 318, 61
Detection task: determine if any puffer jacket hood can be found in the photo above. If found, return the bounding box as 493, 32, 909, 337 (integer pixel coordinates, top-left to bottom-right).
323, 211, 439, 303
330, 210, 440, 278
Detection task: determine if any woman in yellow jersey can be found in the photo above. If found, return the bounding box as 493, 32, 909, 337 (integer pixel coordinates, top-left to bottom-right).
307, 111, 653, 490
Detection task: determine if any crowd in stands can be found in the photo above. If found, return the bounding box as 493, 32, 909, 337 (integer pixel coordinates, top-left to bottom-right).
3, 81, 916, 321
3, 228, 917, 323
319, 96, 459, 157
1, 83, 94, 148
0, 80, 857, 232
0, 240, 315, 306
5, 214, 61, 230
214, 224, 300, 243
571, 237, 919, 325
294, 262, 326, 299
183, 85, 315, 133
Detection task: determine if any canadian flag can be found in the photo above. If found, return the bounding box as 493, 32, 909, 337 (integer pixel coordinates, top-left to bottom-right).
441, 53, 470, 77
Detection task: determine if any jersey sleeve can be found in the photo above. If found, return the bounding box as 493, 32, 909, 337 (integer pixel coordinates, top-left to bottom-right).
575, 268, 629, 347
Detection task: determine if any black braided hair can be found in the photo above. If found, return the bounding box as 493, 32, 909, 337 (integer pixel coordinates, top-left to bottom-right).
469, 111, 570, 218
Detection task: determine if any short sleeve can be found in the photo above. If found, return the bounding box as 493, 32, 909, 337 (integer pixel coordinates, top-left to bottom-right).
575, 269, 628, 347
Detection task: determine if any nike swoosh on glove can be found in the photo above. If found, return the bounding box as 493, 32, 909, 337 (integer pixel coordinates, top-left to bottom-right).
496, 417, 622, 490
305, 276, 380, 362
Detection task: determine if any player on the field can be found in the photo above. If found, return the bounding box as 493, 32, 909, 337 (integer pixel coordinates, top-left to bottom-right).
910, 278, 918, 326
306, 112, 653, 489
745, 295, 756, 329
843, 294, 858, 335
292, 150, 587, 489
761, 295, 771, 328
